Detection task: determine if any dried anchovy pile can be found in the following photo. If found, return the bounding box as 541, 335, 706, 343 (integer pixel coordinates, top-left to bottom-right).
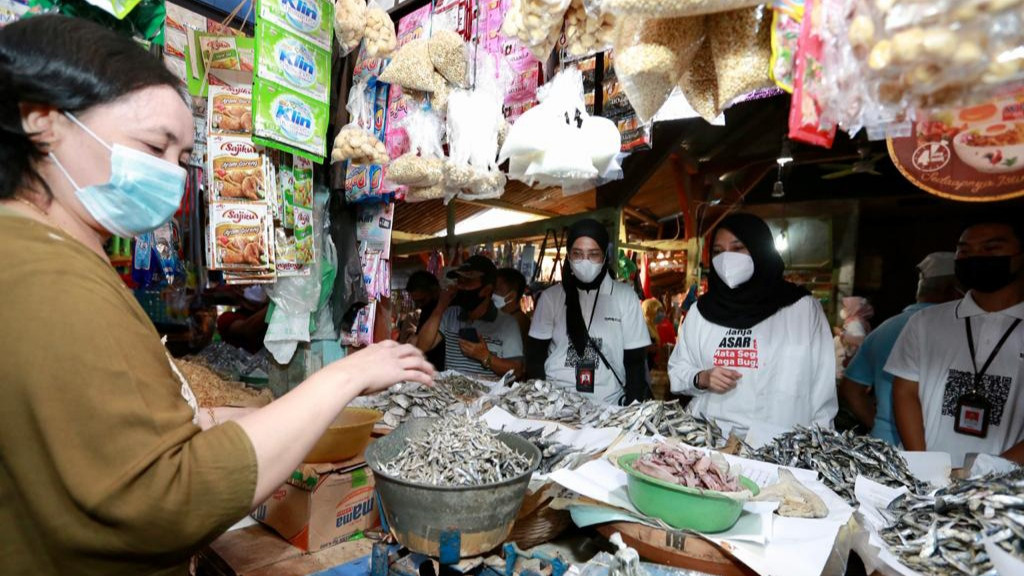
881, 468, 1024, 575
582, 400, 725, 448
360, 375, 488, 428
515, 428, 594, 475
500, 380, 602, 425
634, 443, 741, 492
754, 426, 924, 505
378, 416, 533, 487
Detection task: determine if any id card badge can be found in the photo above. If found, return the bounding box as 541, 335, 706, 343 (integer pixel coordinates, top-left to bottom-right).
576, 359, 596, 393
954, 392, 990, 438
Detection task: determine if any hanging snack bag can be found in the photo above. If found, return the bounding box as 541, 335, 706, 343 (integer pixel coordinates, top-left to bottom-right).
428, 30, 469, 87
602, 0, 765, 18
379, 38, 436, 92
363, 4, 398, 58
293, 156, 314, 208
256, 20, 332, 102
502, 0, 572, 61
293, 205, 316, 266
278, 162, 295, 228
611, 16, 705, 122
253, 80, 330, 161
259, 0, 333, 50
208, 136, 266, 202
709, 6, 774, 108
209, 202, 272, 270
208, 85, 253, 136
332, 79, 390, 165
788, 0, 836, 148
769, 1, 805, 93
563, 0, 616, 59
334, 0, 368, 55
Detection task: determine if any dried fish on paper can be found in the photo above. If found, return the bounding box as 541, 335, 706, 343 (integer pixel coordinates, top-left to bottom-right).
753, 426, 924, 505
514, 428, 597, 475
359, 373, 489, 428
634, 443, 741, 492
582, 400, 725, 448
880, 468, 1024, 575
499, 380, 602, 425
378, 415, 533, 487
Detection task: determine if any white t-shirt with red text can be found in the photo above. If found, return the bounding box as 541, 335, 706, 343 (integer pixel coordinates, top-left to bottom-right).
668, 295, 838, 435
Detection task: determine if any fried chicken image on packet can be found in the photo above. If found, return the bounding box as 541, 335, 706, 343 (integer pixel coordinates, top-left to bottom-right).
208, 135, 265, 202
209, 202, 271, 270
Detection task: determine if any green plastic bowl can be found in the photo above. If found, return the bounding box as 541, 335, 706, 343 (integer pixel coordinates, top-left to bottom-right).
618, 453, 760, 533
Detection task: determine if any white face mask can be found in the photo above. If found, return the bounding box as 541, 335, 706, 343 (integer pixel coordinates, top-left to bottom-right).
570, 259, 604, 283
492, 293, 511, 309
712, 252, 755, 289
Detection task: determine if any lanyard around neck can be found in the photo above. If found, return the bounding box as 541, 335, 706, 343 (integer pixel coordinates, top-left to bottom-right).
965, 316, 1021, 388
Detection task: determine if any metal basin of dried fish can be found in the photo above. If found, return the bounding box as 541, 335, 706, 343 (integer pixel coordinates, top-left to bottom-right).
617, 444, 757, 532
880, 468, 1024, 575
515, 428, 597, 475
500, 380, 602, 425
365, 416, 541, 559
753, 426, 924, 505
582, 400, 724, 448
375, 415, 535, 486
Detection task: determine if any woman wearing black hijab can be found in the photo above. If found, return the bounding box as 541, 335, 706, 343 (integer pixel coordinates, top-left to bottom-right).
668, 213, 837, 435
526, 219, 652, 405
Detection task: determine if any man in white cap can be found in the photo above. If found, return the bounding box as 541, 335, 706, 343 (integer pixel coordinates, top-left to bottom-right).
839, 252, 960, 445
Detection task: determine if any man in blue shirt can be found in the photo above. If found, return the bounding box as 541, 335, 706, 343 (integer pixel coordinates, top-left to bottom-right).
840, 253, 961, 445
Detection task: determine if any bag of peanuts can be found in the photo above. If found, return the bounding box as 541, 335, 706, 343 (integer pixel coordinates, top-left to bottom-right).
331, 79, 389, 165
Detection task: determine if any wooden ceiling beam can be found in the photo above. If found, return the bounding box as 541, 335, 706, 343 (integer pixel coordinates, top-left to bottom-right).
453, 198, 560, 218
595, 119, 691, 210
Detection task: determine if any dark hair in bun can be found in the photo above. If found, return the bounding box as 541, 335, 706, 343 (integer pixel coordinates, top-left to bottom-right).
0, 14, 183, 200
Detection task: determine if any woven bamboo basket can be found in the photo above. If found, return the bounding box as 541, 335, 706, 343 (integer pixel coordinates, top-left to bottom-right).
507, 483, 572, 550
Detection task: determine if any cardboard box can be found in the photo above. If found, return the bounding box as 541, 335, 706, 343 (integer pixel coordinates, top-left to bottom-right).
253, 457, 381, 552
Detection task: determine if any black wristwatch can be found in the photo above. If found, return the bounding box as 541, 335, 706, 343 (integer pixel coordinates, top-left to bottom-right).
693, 371, 708, 391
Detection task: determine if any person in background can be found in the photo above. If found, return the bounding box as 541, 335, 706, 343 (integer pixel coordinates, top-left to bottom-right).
495, 267, 530, 341
840, 252, 961, 446
642, 298, 667, 368
527, 219, 651, 405
668, 213, 837, 436
888, 221, 1024, 465
416, 256, 524, 379
835, 296, 874, 379
0, 16, 434, 574
218, 285, 270, 354
404, 270, 444, 371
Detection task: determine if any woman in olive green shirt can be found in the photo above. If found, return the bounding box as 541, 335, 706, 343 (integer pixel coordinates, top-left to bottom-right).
0, 16, 434, 576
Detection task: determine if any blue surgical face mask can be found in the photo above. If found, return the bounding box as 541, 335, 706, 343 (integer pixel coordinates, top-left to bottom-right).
50, 113, 187, 238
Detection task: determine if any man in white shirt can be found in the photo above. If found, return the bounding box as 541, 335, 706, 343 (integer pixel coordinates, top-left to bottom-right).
887, 221, 1024, 466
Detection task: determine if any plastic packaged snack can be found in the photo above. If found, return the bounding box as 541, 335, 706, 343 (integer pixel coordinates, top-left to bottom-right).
387, 154, 445, 186
379, 38, 437, 92
334, 0, 367, 55
405, 183, 447, 202
564, 0, 616, 58
709, 6, 774, 107
769, 2, 804, 93
788, 0, 836, 147
612, 16, 705, 122
678, 34, 721, 122
601, 0, 765, 18
332, 125, 389, 164
428, 30, 469, 87
502, 0, 572, 61
363, 4, 397, 58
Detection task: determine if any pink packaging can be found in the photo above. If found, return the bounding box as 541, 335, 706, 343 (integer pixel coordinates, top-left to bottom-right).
476, 0, 542, 123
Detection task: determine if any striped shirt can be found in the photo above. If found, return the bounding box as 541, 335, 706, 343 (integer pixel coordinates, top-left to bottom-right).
439, 305, 524, 377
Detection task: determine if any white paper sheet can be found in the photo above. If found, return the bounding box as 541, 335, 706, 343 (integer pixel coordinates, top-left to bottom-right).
550, 448, 855, 576
971, 453, 1020, 477
899, 451, 952, 487
852, 476, 921, 576
983, 536, 1024, 576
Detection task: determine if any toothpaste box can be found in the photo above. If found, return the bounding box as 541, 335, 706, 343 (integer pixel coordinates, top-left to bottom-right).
252, 458, 380, 553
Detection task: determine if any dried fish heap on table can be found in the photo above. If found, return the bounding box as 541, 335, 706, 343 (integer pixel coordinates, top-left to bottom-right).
753, 426, 924, 505
880, 468, 1024, 575
500, 380, 602, 425
634, 443, 741, 492
359, 375, 488, 428
378, 415, 533, 486
515, 428, 595, 475
582, 400, 725, 448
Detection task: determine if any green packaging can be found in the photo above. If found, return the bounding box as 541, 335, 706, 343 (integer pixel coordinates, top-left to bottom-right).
258, 0, 333, 51
253, 79, 328, 162
255, 20, 331, 102
278, 163, 295, 228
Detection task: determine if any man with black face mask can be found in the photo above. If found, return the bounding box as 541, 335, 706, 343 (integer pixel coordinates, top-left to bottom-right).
888, 221, 1024, 466
415, 256, 525, 379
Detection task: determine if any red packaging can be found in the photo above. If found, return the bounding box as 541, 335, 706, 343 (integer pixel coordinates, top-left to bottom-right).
788, 0, 835, 148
